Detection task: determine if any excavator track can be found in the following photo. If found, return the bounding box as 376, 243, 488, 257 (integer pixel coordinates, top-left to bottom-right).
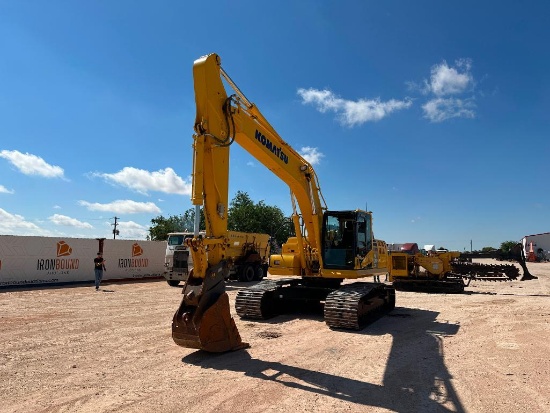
236, 279, 395, 331
324, 282, 395, 330
235, 278, 292, 319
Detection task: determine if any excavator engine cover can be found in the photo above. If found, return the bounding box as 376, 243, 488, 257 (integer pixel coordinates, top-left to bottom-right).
172, 261, 249, 352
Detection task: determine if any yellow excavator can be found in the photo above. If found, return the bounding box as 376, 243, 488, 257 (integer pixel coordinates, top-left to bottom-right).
172, 53, 395, 352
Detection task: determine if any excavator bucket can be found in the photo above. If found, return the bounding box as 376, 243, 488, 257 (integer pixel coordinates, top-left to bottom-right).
172, 261, 249, 352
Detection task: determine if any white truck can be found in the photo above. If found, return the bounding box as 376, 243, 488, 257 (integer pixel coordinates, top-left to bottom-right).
163, 231, 271, 286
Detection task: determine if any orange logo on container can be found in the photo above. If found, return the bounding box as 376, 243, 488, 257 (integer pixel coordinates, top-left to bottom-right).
36, 241, 79, 271
56, 241, 72, 257
132, 243, 143, 257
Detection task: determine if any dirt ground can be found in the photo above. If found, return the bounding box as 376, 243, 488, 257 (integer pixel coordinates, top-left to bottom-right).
0, 259, 548, 413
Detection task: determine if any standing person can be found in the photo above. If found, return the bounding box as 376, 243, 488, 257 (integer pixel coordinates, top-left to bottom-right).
94, 252, 106, 291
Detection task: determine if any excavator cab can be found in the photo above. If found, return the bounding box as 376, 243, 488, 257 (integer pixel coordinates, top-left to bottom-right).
322, 210, 373, 269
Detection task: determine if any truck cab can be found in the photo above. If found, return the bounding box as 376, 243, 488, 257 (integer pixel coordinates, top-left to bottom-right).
164, 232, 205, 286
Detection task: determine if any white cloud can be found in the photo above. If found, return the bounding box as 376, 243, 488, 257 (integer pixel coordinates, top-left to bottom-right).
78, 199, 161, 214
0, 184, 14, 194
0, 150, 65, 178
298, 89, 340, 112
299, 147, 324, 165
94, 167, 191, 195
116, 220, 150, 239
422, 97, 476, 122
297, 88, 412, 127
0, 208, 48, 235
409, 58, 477, 122
48, 214, 94, 229
424, 59, 473, 96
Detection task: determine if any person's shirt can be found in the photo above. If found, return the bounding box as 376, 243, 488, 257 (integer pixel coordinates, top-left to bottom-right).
94, 257, 104, 269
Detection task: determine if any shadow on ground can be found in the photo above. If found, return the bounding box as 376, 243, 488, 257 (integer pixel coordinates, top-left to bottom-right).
183, 307, 464, 412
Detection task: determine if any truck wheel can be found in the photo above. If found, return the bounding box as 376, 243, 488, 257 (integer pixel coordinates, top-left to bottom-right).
240, 264, 255, 282
167, 280, 180, 287
254, 266, 264, 281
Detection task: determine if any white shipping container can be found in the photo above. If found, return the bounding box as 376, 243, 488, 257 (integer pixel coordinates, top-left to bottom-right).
522, 232, 550, 261
0, 235, 166, 288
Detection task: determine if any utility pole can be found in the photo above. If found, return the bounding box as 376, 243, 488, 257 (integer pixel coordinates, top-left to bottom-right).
96, 238, 106, 254
112, 217, 120, 239
470, 239, 473, 252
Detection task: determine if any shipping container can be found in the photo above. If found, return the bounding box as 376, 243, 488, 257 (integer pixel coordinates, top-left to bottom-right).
0, 235, 166, 288
521, 232, 550, 262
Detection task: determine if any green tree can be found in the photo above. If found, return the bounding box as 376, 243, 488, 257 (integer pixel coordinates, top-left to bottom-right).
148, 215, 185, 240
500, 240, 518, 253
147, 209, 205, 241
148, 192, 292, 246
228, 191, 293, 247
481, 246, 497, 252
181, 208, 205, 232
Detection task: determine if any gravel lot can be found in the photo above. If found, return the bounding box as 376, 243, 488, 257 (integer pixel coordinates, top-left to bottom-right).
1, 259, 548, 413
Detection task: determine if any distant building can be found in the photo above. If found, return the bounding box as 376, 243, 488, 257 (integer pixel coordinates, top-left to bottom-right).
521, 232, 550, 261
387, 243, 404, 252
401, 243, 419, 254
423, 245, 436, 252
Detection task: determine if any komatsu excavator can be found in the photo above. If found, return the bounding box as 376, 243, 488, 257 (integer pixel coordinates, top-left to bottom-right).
172, 53, 395, 352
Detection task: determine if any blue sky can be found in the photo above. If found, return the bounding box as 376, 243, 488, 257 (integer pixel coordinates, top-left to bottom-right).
0, 1, 548, 251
